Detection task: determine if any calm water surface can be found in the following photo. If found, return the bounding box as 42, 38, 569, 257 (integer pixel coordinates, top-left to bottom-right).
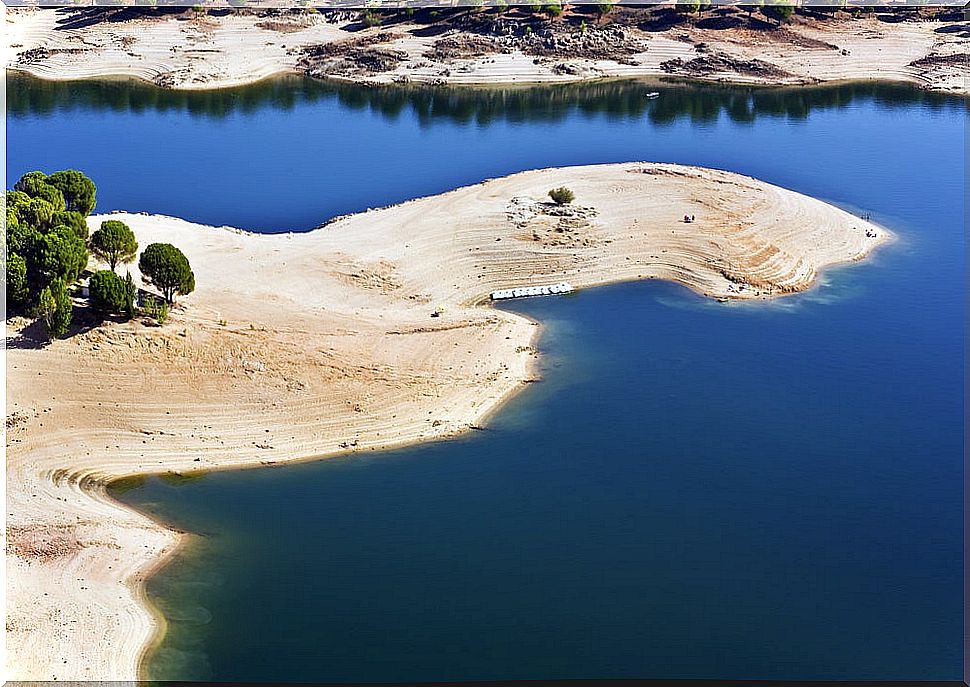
9, 76, 964, 681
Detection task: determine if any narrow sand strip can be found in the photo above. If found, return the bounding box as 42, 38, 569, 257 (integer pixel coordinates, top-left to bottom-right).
6, 163, 891, 680
5, 7, 968, 94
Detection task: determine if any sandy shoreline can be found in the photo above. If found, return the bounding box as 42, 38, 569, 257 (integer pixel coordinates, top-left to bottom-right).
5, 7, 968, 94
6, 162, 891, 680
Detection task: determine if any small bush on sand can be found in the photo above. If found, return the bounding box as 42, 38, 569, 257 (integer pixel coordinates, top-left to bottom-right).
89, 269, 130, 315
549, 187, 575, 205
37, 278, 72, 340
142, 296, 169, 325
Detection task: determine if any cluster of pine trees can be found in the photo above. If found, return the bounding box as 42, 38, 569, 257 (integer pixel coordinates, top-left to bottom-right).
6, 170, 196, 340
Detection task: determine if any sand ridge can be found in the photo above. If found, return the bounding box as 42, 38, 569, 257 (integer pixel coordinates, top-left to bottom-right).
6, 163, 891, 680
5, 7, 968, 94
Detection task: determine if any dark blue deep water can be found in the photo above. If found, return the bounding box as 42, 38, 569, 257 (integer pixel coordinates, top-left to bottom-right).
9, 75, 965, 681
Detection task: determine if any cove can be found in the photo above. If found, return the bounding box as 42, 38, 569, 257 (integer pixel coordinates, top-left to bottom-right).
115, 270, 962, 681
7, 75, 963, 680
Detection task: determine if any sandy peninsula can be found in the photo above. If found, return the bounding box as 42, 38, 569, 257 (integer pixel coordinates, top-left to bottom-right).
4, 6, 968, 94
6, 163, 890, 680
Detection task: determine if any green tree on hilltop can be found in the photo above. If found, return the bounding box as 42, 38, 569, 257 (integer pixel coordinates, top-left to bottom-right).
90, 219, 138, 271
30, 183, 65, 210
6, 191, 30, 226
19, 197, 55, 230
28, 225, 88, 287
13, 171, 50, 196
7, 169, 97, 338
139, 243, 195, 305
52, 210, 90, 241
47, 169, 97, 215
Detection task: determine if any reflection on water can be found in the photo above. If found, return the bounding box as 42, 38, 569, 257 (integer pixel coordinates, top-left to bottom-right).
8, 73, 966, 234
8, 71, 967, 125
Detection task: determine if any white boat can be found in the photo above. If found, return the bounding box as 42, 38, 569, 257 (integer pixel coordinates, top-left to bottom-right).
490, 282, 574, 301
645, 92, 660, 99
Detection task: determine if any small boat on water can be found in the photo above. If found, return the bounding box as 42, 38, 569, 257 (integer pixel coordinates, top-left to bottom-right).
645, 92, 660, 99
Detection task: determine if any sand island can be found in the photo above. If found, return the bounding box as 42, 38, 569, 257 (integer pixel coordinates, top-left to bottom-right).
5, 162, 891, 680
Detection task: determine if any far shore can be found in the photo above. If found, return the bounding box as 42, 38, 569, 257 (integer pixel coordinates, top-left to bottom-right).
6, 162, 891, 681
5, 7, 968, 95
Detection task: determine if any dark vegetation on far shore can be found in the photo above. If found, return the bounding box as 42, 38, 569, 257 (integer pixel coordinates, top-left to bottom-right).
9, 71, 965, 128
38, 1, 966, 31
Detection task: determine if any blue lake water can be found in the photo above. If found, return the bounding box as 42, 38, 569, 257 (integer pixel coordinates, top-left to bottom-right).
9, 75, 965, 681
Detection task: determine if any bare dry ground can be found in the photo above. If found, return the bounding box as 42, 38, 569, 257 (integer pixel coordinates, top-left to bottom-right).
5, 6, 968, 93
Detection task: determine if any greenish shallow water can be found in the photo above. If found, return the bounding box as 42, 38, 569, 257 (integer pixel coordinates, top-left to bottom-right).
9, 75, 964, 681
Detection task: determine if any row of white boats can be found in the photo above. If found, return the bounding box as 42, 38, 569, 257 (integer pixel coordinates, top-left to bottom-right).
490, 282, 575, 301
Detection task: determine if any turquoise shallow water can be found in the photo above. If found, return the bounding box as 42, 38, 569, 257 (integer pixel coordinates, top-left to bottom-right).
9, 76, 965, 681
